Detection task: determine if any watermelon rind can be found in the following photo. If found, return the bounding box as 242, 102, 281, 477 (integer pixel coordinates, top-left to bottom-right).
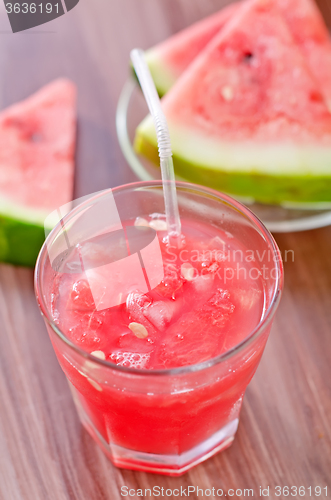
143, 2, 239, 97
144, 51, 177, 98
135, 116, 331, 204
0, 78, 76, 268
0, 197, 53, 267
131, 56, 174, 98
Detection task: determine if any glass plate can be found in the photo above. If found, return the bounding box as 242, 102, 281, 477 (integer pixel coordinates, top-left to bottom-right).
116, 78, 331, 233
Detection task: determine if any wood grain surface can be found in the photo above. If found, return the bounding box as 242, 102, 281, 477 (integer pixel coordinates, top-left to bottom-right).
0, 1, 330, 499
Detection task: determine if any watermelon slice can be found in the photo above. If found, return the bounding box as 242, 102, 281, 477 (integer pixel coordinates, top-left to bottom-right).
0, 79, 76, 266
145, 2, 239, 96
135, 0, 331, 204
146, 0, 331, 104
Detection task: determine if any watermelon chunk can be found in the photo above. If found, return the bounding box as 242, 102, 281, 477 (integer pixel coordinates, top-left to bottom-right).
145, 2, 239, 96
146, 0, 331, 105
0, 79, 76, 266
135, 0, 331, 204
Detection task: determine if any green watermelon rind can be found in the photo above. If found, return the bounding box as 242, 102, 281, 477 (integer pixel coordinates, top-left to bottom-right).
144, 51, 177, 97
135, 118, 331, 204
131, 52, 175, 98
0, 199, 51, 267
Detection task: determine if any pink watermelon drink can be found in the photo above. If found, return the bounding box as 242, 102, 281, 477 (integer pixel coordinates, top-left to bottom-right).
35, 181, 283, 475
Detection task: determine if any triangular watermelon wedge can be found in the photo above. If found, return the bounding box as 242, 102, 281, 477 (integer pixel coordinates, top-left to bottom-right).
146, 0, 331, 106
145, 2, 240, 96
135, 0, 331, 204
0, 79, 76, 266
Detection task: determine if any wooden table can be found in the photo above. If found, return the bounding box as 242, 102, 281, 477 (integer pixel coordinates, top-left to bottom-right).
0, 1, 330, 499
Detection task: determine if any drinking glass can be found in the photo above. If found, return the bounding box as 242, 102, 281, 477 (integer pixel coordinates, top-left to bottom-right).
34, 181, 283, 476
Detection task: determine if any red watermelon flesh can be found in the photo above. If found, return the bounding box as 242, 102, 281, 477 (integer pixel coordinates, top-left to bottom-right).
145, 2, 239, 96
0, 78, 76, 213
135, 0, 331, 204
146, 0, 331, 106
277, 0, 331, 106
160, 0, 331, 143
279, 0, 330, 45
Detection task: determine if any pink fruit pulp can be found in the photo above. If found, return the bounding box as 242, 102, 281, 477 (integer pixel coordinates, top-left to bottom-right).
160, 0, 331, 144
50, 218, 268, 462
149, 0, 331, 104
0, 78, 76, 212
149, 2, 239, 86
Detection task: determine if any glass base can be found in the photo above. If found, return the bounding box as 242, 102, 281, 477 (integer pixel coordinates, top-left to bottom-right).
72, 388, 238, 476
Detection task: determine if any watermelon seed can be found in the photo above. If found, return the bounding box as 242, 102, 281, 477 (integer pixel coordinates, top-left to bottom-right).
134, 217, 149, 227
90, 350, 106, 360
129, 322, 149, 339
181, 263, 195, 281
243, 51, 253, 63
221, 86, 234, 102
149, 219, 168, 231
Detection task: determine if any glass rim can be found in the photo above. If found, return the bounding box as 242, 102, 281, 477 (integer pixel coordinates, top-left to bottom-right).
34, 180, 284, 377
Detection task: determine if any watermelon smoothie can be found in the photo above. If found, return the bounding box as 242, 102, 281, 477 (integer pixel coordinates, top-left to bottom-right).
35, 181, 283, 475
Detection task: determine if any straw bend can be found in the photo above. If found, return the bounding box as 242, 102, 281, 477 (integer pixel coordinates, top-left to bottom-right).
154, 114, 172, 159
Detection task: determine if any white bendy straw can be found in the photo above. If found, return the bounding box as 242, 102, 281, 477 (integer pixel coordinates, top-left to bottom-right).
130, 48, 181, 237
